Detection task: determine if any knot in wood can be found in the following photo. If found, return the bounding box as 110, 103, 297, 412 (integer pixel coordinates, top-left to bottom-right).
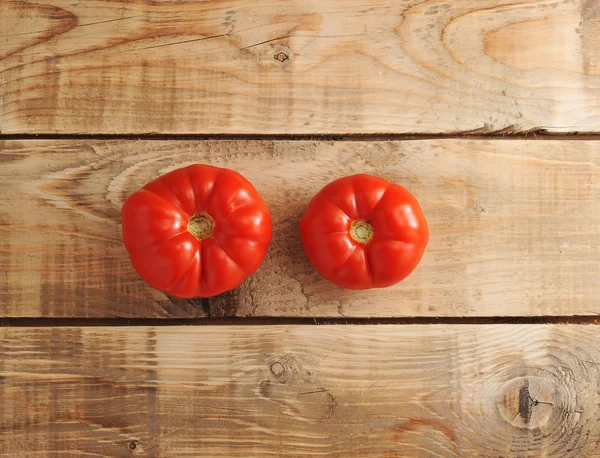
497, 376, 555, 429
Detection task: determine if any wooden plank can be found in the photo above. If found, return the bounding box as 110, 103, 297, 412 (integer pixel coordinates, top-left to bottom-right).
1, 138, 599, 319
1, 0, 600, 135
1, 325, 600, 457
1, 139, 599, 318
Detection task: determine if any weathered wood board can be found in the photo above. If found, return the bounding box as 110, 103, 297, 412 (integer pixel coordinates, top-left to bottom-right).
1, 0, 600, 134
1, 139, 598, 318
1, 325, 599, 457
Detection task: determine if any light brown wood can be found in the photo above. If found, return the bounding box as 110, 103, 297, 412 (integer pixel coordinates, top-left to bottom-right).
1, 0, 600, 134
1, 325, 600, 457
1, 139, 598, 318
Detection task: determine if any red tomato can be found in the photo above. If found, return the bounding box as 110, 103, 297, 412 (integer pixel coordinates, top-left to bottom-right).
300, 174, 428, 290
122, 165, 272, 298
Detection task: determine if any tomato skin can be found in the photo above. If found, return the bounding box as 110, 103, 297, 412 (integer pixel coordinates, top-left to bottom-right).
122, 165, 272, 298
300, 174, 428, 290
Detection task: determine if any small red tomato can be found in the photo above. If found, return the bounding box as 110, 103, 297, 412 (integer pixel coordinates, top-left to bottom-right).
300, 174, 428, 290
121, 164, 272, 298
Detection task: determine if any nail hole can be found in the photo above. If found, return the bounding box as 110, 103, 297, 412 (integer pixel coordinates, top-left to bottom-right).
274, 52, 289, 62
270, 361, 285, 376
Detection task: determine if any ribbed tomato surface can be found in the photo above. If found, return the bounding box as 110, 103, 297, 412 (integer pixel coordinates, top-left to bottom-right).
122, 164, 272, 298
300, 174, 428, 290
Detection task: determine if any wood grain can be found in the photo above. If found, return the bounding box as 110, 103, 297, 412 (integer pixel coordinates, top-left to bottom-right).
1, 0, 600, 134
1, 139, 599, 318
1, 325, 600, 457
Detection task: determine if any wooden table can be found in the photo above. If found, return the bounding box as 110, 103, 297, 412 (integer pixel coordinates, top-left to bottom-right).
1, 0, 600, 456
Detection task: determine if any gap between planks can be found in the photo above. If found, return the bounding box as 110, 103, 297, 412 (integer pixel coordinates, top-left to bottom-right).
3, 131, 600, 142
2, 316, 600, 327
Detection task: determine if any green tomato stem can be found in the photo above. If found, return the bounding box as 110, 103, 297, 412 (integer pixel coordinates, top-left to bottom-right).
188, 212, 215, 240
350, 219, 373, 244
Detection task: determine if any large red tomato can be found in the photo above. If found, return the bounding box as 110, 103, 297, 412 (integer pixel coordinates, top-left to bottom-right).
300, 174, 428, 290
122, 164, 272, 298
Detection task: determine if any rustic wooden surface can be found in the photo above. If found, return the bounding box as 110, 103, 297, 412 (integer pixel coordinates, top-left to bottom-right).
1, 139, 598, 318
2, 0, 600, 134
3, 1, 600, 455
1, 325, 599, 457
